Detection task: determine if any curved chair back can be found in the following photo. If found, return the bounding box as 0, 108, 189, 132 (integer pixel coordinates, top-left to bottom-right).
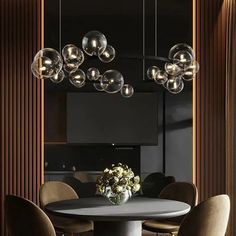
142, 172, 175, 198
159, 182, 198, 208
5, 195, 56, 236
63, 176, 96, 198
178, 194, 230, 236
40, 181, 78, 209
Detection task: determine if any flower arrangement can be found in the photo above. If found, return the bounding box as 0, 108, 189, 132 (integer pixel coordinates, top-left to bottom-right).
96, 163, 140, 204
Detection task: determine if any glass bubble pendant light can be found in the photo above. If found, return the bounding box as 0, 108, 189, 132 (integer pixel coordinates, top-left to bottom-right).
147, 66, 159, 80
62, 44, 84, 65
154, 70, 168, 85
87, 67, 100, 81
69, 69, 86, 88
82, 31, 107, 56
166, 76, 184, 94
50, 70, 65, 83
93, 77, 105, 91
120, 84, 134, 98
100, 70, 124, 94
30, 0, 199, 97
98, 45, 116, 63
31, 0, 133, 97
31, 48, 63, 78
182, 61, 200, 81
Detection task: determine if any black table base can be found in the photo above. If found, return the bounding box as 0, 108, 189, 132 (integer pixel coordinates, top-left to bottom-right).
94, 221, 142, 236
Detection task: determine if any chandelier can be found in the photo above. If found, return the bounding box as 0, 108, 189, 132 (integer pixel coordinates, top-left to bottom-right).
31, 30, 199, 97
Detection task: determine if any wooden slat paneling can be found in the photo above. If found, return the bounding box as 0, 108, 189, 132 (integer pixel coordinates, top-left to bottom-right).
194, 0, 227, 201
225, 1, 236, 235
0, 0, 44, 235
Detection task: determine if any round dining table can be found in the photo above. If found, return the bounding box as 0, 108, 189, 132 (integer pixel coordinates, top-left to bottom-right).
45, 196, 190, 236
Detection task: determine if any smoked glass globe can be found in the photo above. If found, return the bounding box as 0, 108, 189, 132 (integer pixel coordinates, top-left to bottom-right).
32, 48, 63, 78
69, 69, 86, 88
120, 84, 134, 98
62, 44, 84, 65
98, 45, 115, 63
101, 70, 124, 93
147, 66, 159, 80
50, 70, 65, 83
87, 67, 100, 81
82, 31, 107, 56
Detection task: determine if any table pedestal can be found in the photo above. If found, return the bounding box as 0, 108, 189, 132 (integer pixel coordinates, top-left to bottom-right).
94, 221, 142, 236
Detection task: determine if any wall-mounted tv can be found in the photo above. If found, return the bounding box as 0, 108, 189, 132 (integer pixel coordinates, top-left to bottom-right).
67, 92, 158, 145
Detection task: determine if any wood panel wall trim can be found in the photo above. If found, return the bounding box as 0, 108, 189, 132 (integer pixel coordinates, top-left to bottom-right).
193, 2, 236, 235
0, 0, 44, 235
225, 0, 236, 235
194, 0, 227, 201
192, 0, 197, 185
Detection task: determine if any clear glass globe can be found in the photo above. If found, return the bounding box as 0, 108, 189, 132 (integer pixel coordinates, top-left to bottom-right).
50, 70, 65, 83
98, 45, 115, 63
31, 57, 53, 79
165, 63, 183, 76
63, 62, 79, 73
93, 77, 104, 91
120, 84, 134, 98
154, 70, 168, 84
32, 48, 63, 78
69, 69, 86, 88
168, 43, 195, 60
182, 61, 200, 81
166, 76, 184, 94
62, 44, 84, 65
147, 66, 159, 80
87, 67, 100, 81
101, 70, 124, 93
173, 50, 193, 69
82, 31, 107, 56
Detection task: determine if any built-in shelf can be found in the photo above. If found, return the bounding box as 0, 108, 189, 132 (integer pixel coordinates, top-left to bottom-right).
45, 142, 67, 145
45, 171, 75, 174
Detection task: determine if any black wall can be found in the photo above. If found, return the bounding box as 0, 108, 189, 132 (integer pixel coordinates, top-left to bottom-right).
44, 0, 193, 181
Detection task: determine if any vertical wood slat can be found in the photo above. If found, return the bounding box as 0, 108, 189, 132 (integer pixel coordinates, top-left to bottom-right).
0, 0, 44, 235
194, 0, 227, 202
225, 1, 236, 236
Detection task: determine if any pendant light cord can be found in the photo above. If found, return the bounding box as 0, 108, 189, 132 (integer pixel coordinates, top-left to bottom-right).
155, 0, 157, 57
59, 0, 62, 53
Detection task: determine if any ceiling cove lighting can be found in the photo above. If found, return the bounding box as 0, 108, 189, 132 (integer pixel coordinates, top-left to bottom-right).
31, 31, 199, 97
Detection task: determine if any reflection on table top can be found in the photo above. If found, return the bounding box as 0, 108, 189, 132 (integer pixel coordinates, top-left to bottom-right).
45, 196, 191, 221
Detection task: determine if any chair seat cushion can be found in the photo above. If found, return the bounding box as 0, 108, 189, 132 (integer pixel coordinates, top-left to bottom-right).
142, 219, 180, 233
48, 214, 93, 233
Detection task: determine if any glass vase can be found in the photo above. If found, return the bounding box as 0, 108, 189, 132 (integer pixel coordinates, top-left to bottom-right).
104, 188, 132, 205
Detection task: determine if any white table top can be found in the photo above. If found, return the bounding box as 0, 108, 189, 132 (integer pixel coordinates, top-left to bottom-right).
45, 196, 190, 221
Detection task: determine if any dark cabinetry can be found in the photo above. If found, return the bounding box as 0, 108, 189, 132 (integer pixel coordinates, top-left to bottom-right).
45, 92, 66, 142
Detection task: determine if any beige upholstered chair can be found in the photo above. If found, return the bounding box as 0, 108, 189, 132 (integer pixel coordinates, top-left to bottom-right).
5, 195, 56, 236
178, 194, 230, 236
142, 172, 175, 198
142, 182, 198, 235
40, 181, 93, 236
